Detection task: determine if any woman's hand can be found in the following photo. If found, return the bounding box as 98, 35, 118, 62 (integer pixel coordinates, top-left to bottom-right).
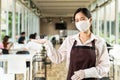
71, 74, 81, 80
0, 49, 2, 55
31, 39, 47, 44
7, 42, 13, 50
71, 70, 85, 80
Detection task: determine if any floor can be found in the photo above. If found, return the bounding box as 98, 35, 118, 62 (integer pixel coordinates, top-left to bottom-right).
16, 61, 67, 80
46, 61, 67, 80
46, 44, 67, 80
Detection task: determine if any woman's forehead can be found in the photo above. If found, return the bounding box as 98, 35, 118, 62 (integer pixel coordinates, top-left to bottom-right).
75, 12, 87, 19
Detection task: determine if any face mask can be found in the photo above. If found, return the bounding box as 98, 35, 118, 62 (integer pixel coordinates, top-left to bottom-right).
75, 20, 90, 32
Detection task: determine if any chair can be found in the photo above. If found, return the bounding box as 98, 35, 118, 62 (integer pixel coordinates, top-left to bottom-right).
0, 67, 15, 80
0, 67, 4, 74
0, 74, 15, 80
7, 55, 29, 80
2, 49, 9, 54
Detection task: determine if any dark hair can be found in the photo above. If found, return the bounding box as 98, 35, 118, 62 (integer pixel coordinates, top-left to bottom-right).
40, 35, 45, 39
29, 34, 35, 39
34, 33, 37, 38
74, 8, 93, 32
20, 32, 25, 35
2, 35, 10, 48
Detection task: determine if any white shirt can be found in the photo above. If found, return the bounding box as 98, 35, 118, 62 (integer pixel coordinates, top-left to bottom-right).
25, 41, 42, 53
45, 33, 110, 78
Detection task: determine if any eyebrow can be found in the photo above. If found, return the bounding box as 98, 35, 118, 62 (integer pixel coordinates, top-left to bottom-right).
75, 17, 85, 20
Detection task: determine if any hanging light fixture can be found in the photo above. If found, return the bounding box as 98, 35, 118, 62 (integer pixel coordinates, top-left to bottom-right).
60, 17, 64, 23
35, 8, 41, 16
47, 18, 53, 24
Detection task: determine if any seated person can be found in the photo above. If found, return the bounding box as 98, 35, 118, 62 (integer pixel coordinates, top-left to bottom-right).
24, 34, 42, 54
34, 32, 40, 39
51, 37, 56, 48
0, 35, 13, 54
18, 32, 25, 44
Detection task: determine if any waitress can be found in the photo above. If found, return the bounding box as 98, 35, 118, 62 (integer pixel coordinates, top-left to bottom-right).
42, 8, 110, 80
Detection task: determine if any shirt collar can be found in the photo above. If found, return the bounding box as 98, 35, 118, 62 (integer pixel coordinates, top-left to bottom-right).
71, 33, 98, 44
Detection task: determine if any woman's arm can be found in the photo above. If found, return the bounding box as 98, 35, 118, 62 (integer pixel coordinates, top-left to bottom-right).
7, 43, 13, 50
31, 38, 68, 63
44, 38, 68, 64
84, 42, 110, 78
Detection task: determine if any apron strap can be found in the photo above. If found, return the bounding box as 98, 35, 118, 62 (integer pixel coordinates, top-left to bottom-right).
73, 40, 77, 46
92, 40, 95, 48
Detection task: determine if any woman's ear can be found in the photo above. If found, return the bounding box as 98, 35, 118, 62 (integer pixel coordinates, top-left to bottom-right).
89, 18, 92, 23
89, 18, 92, 25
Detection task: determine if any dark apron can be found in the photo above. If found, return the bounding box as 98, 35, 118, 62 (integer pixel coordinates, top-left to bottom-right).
67, 40, 97, 80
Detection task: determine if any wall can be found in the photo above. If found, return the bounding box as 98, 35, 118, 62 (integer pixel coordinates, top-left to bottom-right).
0, 0, 1, 40
40, 17, 76, 36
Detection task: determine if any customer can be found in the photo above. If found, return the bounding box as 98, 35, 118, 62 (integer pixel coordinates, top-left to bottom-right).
18, 32, 25, 44
51, 37, 56, 48
34, 32, 40, 39
0, 35, 13, 54
42, 8, 110, 80
24, 34, 42, 53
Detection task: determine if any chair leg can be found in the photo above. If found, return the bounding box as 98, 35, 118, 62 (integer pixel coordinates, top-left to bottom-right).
1, 74, 15, 80
24, 73, 26, 80
26, 68, 29, 80
15, 74, 16, 80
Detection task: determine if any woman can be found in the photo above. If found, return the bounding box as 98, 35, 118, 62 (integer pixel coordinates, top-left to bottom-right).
0, 35, 13, 54
36, 8, 110, 80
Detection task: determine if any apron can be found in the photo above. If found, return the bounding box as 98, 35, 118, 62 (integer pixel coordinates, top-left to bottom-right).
67, 40, 97, 80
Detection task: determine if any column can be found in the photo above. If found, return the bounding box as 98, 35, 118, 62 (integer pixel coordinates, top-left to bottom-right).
39, 18, 40, 35
37, 17, 40, 35
32, 14, 35, 33
34, 15, 38, 33
109, 5, 112, 43
6, 0, 9, 35
0, 0, 1, 41
115, 0, 119, 44
22, 7, 25, 32
96, 8, 100, 36
33, 15, 35, 33
36, 17, 38, 35
24, 10, 27, 36
28, 11, 30, 35
12, 0, 16, 42
17, 5, 21, 35
115, 0, 119, 79
104, 6, 107, 38
29, 13, 32, 34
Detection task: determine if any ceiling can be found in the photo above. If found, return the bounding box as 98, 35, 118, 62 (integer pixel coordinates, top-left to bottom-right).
32, 0, 96, 18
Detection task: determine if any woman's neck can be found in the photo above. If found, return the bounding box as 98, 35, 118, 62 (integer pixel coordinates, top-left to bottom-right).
79, 30, 91, 44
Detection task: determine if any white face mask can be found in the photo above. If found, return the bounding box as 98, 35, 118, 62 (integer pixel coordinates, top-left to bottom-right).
75, 20, 90, 32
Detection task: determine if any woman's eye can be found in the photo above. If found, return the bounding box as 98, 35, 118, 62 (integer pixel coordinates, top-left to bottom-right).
75, 19, 79, 22
81, 18, 85, 20
75, 18, 86, 22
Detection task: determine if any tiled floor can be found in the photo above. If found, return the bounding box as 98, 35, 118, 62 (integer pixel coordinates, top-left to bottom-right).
46, 44, 67, 80
47, 61, 67, 80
